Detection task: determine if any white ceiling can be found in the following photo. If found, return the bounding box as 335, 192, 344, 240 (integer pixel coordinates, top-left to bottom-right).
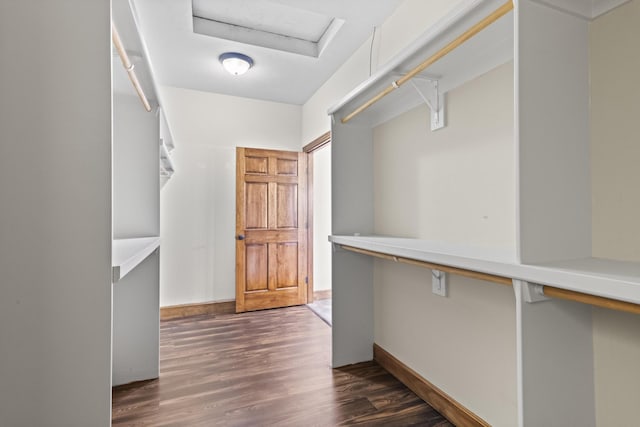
127, 0, 402, 105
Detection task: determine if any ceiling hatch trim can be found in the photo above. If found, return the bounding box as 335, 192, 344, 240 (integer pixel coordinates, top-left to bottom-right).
191, 0, 344, 57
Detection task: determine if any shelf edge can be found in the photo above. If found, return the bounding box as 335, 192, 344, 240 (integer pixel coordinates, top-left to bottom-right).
330, 235, 640, 306
112, 237, 161, 283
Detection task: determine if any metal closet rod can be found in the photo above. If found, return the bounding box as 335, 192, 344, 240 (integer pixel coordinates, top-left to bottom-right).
341, 0, 514, 124
112, 23, 152, 112
340, 245, 640, 315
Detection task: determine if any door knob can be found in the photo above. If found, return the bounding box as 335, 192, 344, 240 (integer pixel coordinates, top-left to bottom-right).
237, 235, 245, 240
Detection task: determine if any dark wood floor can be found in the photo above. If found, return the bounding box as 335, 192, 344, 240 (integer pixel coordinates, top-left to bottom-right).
112, 306, 451, 426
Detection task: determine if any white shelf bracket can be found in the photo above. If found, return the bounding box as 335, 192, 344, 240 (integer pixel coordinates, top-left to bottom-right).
431, 269, 448, 297
410, 79, 446, 131
513, 279, 550, 303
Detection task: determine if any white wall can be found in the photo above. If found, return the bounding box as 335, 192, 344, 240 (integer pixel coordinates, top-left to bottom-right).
373, 62, 517, 426
373, 64, 515, 249
374, 261, 517, 425
591, 0, 640, 262
312, 144, 332, 292
159, 86, 301, 306
590, 2, 640, 425
0, 1, 112, 425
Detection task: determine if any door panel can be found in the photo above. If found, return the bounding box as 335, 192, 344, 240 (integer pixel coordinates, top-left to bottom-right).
245, 244, 268, 292
275, 243, 298, 288
245, 183, 268, 229
245, 156, 268, 174
276, 184, 298, 228
236, 147, 308, 312
276, 158, 298, 176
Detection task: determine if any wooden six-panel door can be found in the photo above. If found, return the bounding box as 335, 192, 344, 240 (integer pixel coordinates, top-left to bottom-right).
236, 148, 308, 313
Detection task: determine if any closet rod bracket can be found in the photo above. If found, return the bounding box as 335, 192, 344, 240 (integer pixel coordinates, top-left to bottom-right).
332, 242, 346, 253
409, 79, 446, 131
515, 279, 550, 303
431, 269, 448, 297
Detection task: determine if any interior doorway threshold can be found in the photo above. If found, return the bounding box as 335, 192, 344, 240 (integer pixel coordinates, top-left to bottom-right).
306, 298, 331, 326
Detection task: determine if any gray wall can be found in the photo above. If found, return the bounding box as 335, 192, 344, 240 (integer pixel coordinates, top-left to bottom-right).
113, 93, 160, 238
0, 0, 113, 425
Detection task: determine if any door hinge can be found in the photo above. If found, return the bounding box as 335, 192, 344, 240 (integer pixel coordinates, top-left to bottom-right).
305, 276, 308, 284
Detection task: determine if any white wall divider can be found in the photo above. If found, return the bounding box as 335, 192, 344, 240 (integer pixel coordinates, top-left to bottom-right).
332, 246, 375, 367
514, 280, 595, 427
0, 1, 112, 425
112, 252, 160, 386
331, 121, 375, 366
111, 0, 163, 387
516, 0, 591, 264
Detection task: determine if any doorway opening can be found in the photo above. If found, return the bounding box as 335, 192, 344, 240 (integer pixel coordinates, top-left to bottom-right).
304, 132, 332, 325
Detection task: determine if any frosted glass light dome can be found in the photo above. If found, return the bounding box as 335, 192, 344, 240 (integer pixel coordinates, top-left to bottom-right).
219, 52, 254, 75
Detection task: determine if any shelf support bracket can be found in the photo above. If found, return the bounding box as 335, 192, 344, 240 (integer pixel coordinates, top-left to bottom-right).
431, 269, 448, 297
410, 79, 445, 131
514, 279, 550, 303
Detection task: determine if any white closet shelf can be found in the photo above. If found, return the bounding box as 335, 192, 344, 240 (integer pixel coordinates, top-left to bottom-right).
159, 108, 175, 152
160, 136, 174, 152
328, 0, 514, 127
160, 143, 173, 165
160, 142, 174, 178
112, 237, 160, 282
329, 235, 640, 306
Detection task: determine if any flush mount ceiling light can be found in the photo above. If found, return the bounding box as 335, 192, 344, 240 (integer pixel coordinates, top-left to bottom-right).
219, 52, 254, 76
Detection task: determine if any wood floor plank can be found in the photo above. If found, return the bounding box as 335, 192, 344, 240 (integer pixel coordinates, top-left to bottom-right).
112, 306, 451, 426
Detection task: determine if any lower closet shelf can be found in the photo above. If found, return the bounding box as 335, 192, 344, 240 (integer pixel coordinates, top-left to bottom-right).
112, 237, 160, 282
329, 235, 640, 308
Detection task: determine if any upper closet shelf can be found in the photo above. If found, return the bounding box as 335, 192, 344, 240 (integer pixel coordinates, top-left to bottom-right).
327, 0, 630, 129
160, 142, 174, 176
159, 108, 175, 152
112, 237, 160, 282
328, 0, 514, 128
330, 235, 640, 307
159, 107, 175, 182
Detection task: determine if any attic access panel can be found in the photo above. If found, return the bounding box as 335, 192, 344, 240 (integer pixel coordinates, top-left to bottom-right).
192, 0, 344, 57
